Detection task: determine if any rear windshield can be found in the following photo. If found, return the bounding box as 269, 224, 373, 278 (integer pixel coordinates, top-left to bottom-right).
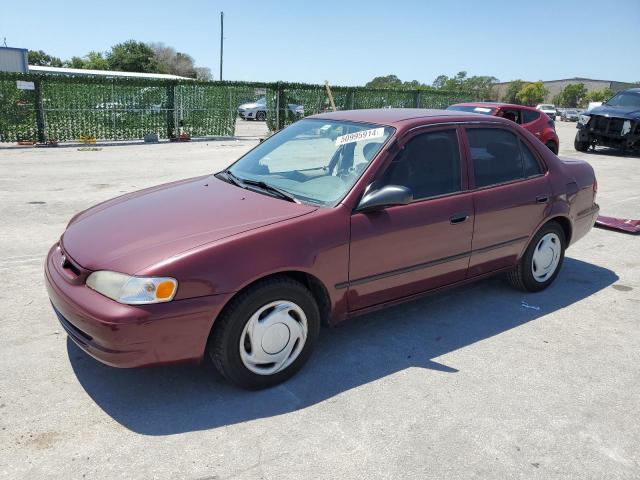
446, 105, 496, 115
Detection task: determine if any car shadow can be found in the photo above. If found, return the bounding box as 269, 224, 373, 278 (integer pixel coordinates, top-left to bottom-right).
68, 257, 617, 436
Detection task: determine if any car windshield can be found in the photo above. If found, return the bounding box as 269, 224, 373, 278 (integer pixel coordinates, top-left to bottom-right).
255, 97, 266, 105
446, 105, 496, 115
606, 91, 640, 108
539, 105, 554, 109
226, 119, 394, 206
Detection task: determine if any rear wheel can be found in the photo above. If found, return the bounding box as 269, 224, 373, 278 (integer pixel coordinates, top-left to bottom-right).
545, 141, 558, 155
574, 133, 590, 152
256, 111, 266, 121
508, 222, 566, 292
208, 277, 320, 389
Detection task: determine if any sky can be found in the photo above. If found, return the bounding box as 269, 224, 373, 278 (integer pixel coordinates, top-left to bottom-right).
1, 0, 638, 85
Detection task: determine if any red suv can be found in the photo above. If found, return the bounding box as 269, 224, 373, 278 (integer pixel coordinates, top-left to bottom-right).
448, 102, 559, 154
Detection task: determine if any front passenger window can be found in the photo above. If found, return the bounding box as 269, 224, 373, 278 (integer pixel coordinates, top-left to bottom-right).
381, 130, 461, 200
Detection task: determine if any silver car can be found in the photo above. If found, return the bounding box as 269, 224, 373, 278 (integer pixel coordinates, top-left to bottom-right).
238, 97, 304, 121
238, 97, 267, 121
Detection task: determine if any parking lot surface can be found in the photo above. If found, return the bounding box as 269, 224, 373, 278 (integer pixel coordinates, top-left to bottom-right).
0, 120, 638, 479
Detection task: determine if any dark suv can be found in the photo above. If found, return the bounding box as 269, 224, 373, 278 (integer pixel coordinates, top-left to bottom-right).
575, 88, 640, 153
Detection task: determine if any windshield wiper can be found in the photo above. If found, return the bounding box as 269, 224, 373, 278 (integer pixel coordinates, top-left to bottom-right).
221, 170, 297, 203
240, 178, 298, 203
220, 169, 244, 187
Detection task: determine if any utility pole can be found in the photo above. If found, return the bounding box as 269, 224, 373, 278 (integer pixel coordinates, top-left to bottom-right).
219, 11, 224, 81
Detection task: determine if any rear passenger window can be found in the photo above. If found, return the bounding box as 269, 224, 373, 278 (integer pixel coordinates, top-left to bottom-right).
467, 128, 540, 187
521, 141, 543, 177
522, 109, 540, 123
381, 130, 461, 200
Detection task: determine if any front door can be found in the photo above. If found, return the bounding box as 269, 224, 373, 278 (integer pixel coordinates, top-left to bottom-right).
347, 127, 474, 311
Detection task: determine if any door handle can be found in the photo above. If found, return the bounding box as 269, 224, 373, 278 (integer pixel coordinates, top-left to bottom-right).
536, 195, 549, 204
449, 213, 469, 224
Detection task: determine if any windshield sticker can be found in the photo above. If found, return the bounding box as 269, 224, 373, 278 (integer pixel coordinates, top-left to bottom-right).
474, 107, 492, 113
335, 128, 385, 146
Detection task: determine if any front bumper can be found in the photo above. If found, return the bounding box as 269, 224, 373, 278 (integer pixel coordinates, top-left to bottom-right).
44, 243, 232, 368
238, 109, 254, 119
577, 116, 640, 149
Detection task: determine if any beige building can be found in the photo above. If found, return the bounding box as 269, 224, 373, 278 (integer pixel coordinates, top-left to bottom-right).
494, 77, 635, 103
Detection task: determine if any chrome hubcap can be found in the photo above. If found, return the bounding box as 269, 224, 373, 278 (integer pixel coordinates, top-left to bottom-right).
531, 233, 561, 282
239, 300, 307, 375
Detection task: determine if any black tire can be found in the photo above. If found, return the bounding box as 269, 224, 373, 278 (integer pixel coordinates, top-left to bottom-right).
507, 222, 566, 292
207, 276, 320, 389
574, 133, 590, 152
545, 141, 558, 155
256, 111, 266, 121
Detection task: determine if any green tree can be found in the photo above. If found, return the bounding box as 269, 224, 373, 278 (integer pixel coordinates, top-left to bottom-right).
66, 56, 85, 69
28, 50, 63, 67
83, 51, 110, 70
516, 81, 548, 106
502, 80, 526, 104
432, 74, 449, 89
554, 83, 587, 107
366, 75, 403, 88
584, 88, 614, 105
106, 40, 160, 73
365, 75, 427, 89
432, 71, 498, 98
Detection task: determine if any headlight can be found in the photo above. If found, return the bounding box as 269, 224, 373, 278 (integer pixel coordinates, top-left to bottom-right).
578, 114, 590, 125
86, 271, 177, 304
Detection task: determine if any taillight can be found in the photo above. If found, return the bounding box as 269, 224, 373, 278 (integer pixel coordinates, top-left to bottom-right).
593, 178, 598, 201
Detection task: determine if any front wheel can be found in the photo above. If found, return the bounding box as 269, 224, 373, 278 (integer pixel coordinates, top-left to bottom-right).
208, 277, 320, 389
256, 111, 266, 121
508, 222, 566, 292
574, 133, 590, 152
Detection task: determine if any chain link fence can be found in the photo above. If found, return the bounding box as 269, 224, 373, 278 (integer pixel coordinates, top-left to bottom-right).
265, 83, 478, 131
0, 72, 479, 143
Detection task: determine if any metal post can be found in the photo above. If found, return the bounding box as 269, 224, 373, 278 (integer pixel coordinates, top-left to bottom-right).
219, 11, 224, 81
34, 78, 46, 143
166, 82, 176, 138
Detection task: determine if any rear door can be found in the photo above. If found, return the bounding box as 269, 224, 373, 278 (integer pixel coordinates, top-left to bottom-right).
463, 125, 551, 276
521, 108, 544, 137
347, 126, 473, 311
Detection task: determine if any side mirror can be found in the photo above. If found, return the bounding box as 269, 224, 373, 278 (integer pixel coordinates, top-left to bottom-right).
356, 185, 413, 212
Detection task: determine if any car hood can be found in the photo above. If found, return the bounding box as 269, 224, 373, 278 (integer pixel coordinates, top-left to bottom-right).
61, 175, 316, 273
589, 104, 640, 120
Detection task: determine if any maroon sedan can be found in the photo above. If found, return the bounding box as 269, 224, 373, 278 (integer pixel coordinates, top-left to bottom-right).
45, 109, 599, 389
447, 102, 560, 154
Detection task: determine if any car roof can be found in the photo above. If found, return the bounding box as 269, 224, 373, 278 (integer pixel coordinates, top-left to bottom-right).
307, 108, 513, 129
450, 102, 539, 111
623, 88, 640, 94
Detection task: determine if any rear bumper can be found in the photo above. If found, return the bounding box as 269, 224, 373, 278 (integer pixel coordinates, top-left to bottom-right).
571, 203, 600, 245
44, 243, 232, 368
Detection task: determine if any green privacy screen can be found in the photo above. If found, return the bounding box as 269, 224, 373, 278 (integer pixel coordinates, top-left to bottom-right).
0, 72, 477, 142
